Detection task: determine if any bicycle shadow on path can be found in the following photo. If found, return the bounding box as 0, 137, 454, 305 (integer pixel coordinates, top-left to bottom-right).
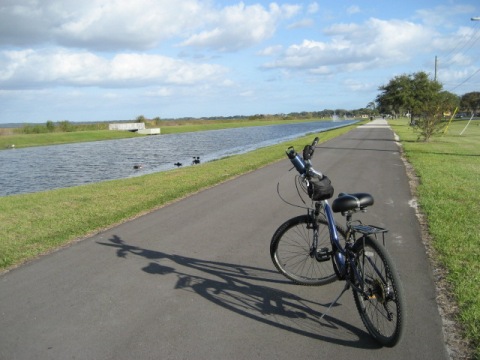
97, 235, 381, 350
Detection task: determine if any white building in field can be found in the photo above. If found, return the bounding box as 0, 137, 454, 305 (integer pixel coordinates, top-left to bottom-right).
108, 123, 146, 131
108, 123, 160, 135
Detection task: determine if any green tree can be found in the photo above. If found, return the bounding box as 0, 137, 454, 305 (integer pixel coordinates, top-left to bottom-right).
136, 115, 146, 123
412, 90, 459, 141
46, 120, 55, 132
58, 120, 74, 132
376, 71, 456, 141
409, 72, 442, 122
376, 74, 413, 118
460, 91, 480, 115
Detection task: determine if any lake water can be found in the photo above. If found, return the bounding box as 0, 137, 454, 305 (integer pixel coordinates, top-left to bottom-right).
0, 120, 356, 196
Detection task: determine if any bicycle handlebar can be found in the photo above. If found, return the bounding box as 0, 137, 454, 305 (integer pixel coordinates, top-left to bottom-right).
303, 136, 319, 161
286, 137, 323, 178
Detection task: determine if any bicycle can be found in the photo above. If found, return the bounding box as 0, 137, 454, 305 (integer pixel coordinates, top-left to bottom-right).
270, 137, 406, 347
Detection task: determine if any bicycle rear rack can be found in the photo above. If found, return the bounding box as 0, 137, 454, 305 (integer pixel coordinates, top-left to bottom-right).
351, 224, 388, 247
351, 224, 387, 235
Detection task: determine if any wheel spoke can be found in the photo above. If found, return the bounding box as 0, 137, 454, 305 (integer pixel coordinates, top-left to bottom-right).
271, 216, 346, 285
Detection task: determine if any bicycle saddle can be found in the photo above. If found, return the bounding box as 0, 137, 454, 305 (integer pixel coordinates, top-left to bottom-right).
331, 193, 374, 213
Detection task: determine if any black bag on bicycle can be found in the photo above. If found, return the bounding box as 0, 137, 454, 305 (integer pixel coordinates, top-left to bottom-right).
308, 175, 334, 201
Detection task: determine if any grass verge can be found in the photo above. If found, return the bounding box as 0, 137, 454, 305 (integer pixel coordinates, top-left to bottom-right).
0, 130, 141, 149
0, 123, 357, 272
389, 118, 479, 358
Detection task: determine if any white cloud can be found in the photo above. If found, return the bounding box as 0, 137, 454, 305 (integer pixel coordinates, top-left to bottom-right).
54, 0, 206, 50
287, 18, 314, 29
240, 90, 255, 97
446, 53, 474, 67
257, 45, 284, 56
145, 88, 174, 97
0, 1, 303, 53
308, 66, 332, 75
0, 0, 214, 51
0, 49, 228, 89
181, 3, 300, 52
102, 92, 122, 99
307, 2, 319, 14
414, 4, 476, 27
346, 6, 360, 15
282, 4, 302, 18
263, 18, 436, 73
343, 78, 375, 92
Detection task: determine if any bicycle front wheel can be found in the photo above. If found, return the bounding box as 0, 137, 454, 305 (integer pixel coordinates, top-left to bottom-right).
352, 236, 406, 347
270, 215, 346, 286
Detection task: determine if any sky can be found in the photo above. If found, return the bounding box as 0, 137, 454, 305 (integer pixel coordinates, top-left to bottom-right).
1, 0, 479, 123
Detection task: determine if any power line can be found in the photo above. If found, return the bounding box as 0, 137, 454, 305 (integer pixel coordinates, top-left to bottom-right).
442, 21, 480, 65
443, 17, 480, 92
448, 68, 480, 91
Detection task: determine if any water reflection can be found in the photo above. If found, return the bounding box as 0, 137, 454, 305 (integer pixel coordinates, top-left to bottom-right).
0, 120, 355, 196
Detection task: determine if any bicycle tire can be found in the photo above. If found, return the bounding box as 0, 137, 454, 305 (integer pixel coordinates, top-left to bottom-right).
352, 235, 406, 347
270, 215, 346, 286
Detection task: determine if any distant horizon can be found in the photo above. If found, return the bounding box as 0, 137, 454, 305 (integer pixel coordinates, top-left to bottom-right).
0, 108, 370, 126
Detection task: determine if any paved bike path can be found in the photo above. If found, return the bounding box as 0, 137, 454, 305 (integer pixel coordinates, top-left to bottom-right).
0, 120, 449, 359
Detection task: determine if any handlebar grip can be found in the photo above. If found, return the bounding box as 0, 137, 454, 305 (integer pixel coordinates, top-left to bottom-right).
303, 137, 319, 160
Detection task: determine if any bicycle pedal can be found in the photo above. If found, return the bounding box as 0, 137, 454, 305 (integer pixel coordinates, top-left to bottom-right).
315, 248, 331, 262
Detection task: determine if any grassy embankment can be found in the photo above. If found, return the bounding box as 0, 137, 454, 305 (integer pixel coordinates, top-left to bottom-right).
0, 121, 358, 273
0, 130, 142, 149
0, 118, 322, 149
390, 118, 479, 358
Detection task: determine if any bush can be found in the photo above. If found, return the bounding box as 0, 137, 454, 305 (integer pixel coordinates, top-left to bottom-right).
46, 120, 55, 132
21, 124, 49, 134
57, 120, 74, 132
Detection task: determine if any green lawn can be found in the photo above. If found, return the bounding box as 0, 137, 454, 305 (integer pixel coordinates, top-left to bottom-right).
0, 130, 141, 149
389, 118, 479, 358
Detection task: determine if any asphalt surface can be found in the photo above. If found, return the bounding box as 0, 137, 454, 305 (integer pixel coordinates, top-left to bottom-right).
0, 120, 449, 360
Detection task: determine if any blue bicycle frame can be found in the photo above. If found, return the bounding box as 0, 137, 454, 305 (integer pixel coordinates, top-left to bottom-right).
320, 200, 346, 277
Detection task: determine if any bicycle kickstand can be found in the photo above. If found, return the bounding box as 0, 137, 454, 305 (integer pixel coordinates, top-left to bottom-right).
319, 282, 350, 321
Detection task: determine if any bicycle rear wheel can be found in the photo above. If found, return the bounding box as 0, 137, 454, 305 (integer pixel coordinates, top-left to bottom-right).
352, 236, 406, 347
270, 215, 346, 285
